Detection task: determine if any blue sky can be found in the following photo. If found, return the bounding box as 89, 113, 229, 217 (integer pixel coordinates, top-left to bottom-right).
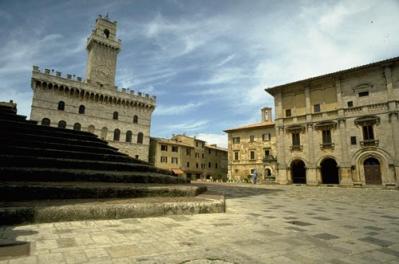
1, 0, 399, 147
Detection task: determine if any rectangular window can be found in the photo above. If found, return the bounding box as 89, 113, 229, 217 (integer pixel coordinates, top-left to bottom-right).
359, 91, 369, 97
202, 153, 204, 158
196, 141, 199, 147
196, 163, 199, 168
161, 145, 168, 151
347, 101, 353, 107
292, 133, 300, 146
351, 136, 357, 145
208, 149, 211, 154
322, 130, 332, 144
234, 151, 239, 161
186, 148, 191, 156
160, 156, 167, 163
232, 137, 240, 144
208, 162, 211, 168
268, 133, 271, 141
171, 146, 178, 152
215, 163, 218, 169
286, 109, 291, 117
314, 104, 321, 113
265, 149, 270, 156
195, 153, 199, 158
250, 135, 255, 142
250, 150, 255, 160
186, 162, 190, 168
362, 125, 374, 140
171, 157, 178, 164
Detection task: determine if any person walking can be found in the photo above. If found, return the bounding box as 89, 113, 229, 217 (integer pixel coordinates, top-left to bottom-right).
251, 169, 258, 184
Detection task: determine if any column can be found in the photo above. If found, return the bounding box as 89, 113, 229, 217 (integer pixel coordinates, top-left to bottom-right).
389, 112, 399, 186
306, 123, 318, 185
305, 86, 311, 114
277, 125, 289, 184
338, 119, 353, 185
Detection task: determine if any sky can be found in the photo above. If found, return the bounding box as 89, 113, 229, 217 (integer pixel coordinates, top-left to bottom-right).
1, 0, 399, 148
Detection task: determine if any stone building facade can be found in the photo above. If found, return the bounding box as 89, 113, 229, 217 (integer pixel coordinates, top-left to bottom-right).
149, 135, 228, 180
266, 57, 399, 187
30, 15, 155, 161
225, 107, 277, 182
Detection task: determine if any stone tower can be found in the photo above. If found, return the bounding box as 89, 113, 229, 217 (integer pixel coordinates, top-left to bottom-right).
86, 15, 121, 87
30, 15, 156, 162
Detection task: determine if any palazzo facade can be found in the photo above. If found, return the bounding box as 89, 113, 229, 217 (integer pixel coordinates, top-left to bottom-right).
30, 16, 155, 161
266, 57, 399, 187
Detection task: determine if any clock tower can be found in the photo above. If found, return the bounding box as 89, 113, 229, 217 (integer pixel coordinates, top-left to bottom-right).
86, 15, 121, 88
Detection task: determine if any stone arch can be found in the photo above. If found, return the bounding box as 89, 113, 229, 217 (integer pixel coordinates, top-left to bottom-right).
290, 159, 306, 184
352, 148, 393, 185
320, 157, 339, 184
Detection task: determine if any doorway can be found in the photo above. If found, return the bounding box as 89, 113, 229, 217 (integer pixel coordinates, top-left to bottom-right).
320, 158, 339, 184
363, 158, 382, 185
291, 160, 306, 184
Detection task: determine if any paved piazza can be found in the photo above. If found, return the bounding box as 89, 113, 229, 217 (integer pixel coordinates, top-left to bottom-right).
1, 183, 398, 264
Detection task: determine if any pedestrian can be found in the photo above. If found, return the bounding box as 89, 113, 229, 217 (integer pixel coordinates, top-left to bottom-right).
251, 169, 258, 184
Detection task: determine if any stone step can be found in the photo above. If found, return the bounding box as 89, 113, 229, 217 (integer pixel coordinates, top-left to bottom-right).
2, 146, 133, 163
0, 155, 160, 172
0, 167, 181, 184
0, 131, 113, 150
0, 118, 99, 141
0, 137, 119, 155
0, 182, 205, 201
0, 193, 225, 225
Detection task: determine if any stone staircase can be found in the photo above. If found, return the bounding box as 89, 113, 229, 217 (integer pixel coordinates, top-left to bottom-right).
0, 102, 223, 225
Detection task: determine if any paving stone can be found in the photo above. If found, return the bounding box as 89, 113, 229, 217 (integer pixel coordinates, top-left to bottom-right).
364, 226, 384, 231
359, 237, 395, 247
313, 233, 340, 240
286, 220, 313, 226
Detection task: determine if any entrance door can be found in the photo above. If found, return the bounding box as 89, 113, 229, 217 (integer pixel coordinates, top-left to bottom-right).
321, 158, 339, 184
291, 160, 306, 184
363, 158, 382, 185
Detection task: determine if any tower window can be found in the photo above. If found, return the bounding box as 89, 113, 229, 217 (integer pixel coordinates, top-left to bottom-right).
358, 91, 369, 97
113, 111, 118, 120
286, 109, 291, 117
113, 129, 120, 141
133, 115, 138, 124
58, 101, 65, 111
73, 123, 81, 131
351, 136, 357, 145
58, 120, 66, 129
41, 118, 50, 126
347, 101, 353, 107
104, 29, 110, 38
137, 132, 144, 144
126, 130, 132, 143
79, 105, 85, 114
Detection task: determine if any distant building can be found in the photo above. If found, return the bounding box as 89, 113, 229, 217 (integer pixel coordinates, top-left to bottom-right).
30, 15, 155, 161
225, 107, 277, 182
266, 57, 399, 187
149, 135, 228, 180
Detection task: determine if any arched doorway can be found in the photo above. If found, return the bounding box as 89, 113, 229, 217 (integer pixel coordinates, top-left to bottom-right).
320, 158, 339, 184
291, 160, 306, 184
363, 158, 382, 185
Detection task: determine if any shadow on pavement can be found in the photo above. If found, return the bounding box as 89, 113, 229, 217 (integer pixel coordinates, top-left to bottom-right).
193, 183, 284, 198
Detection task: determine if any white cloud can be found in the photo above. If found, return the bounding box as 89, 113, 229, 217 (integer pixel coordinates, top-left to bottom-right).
165, 120, 208, 131
154, 102, 203, 116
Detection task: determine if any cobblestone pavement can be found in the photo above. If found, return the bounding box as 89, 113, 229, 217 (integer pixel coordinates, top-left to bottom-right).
1, 183, 398, 264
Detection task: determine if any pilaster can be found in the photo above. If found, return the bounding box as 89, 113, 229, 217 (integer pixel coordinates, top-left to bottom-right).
306, 167, 318, 185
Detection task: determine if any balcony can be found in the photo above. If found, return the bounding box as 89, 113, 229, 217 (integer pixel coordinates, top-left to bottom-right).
320, 142, 335, 149
263, 155, 277, 162
360, 139, 379, 147
290, 145, 303, 151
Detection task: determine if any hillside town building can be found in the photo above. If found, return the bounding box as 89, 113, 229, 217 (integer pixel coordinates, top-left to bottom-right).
264, 56, 399, 187
30, 15, 155, 161
149, 135, 228, 180
225, 107, 277, 182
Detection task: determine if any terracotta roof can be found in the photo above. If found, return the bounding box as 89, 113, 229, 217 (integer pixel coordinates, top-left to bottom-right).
205, 145, 228, 152
224, 121, 275, 132
151, 137, 194, 148
266, 56, 399, 95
